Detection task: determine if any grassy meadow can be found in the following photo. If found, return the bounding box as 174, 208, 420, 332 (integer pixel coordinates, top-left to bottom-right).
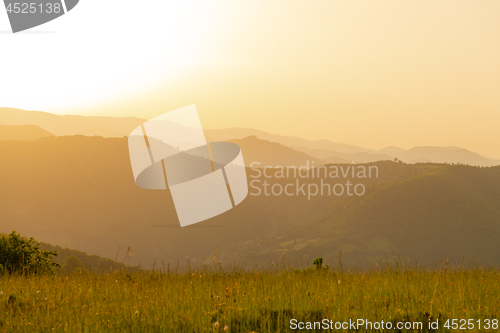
1, 260, 499, 332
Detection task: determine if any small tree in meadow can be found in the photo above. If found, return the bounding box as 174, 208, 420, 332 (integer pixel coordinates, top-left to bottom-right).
0, 231, 60, 275
313, 257, 329, 271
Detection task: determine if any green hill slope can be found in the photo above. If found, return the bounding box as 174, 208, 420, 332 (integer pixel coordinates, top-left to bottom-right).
0, 136, 420, 268
39, 242, 138, 272
251, 165, 500, 267
1, 136, 499, 268
0, 231, 135, 273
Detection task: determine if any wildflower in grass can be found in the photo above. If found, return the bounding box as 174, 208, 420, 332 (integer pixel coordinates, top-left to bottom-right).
215, 321, 219, 328
224, 325, 228, 331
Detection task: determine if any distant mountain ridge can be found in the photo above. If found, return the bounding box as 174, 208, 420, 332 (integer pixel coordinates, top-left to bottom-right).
1, 107, 499, 166
225, 136, 349, 167
379, 146, 500, 166
0, 125, 54, 141
0, 108, 145, 137
224, 136, 500, 168
293, 146, 394, 164
205, 127, 373, 154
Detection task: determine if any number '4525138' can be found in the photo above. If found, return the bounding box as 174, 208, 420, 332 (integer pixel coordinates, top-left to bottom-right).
444, 319, 498, 330
3, 0, 79, 33
6, 2, 62, 14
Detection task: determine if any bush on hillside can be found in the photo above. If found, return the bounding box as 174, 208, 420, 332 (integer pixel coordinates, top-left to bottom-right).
0, 231, 60, 275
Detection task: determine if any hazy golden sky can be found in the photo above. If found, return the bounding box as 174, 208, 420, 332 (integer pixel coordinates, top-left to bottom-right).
2, 0, 500, 158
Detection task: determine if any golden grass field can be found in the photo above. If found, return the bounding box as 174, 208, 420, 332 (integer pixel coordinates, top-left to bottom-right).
1, 260, 499, 332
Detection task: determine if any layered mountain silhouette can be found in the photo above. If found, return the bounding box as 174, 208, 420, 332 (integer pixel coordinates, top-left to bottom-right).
205, 127, 371, 154
225, 136, 349, 167
0, 108, 144, 137
379, 146, 500, 166
0, 125, 54, 141
1, 135, 500, 268
294, 146, 394, 164
2, 108, 498, 167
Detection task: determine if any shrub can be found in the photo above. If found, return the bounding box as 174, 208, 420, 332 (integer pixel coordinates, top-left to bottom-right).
296, 258, 330, 273
0, 231, 60, 275
313, 257, 329, 271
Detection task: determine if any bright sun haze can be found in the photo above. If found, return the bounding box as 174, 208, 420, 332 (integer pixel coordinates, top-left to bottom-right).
1, 0, 500, 158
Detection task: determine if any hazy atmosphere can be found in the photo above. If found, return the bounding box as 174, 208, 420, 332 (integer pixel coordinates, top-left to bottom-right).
1, 1, 500, 331
2, 0, 500, 158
